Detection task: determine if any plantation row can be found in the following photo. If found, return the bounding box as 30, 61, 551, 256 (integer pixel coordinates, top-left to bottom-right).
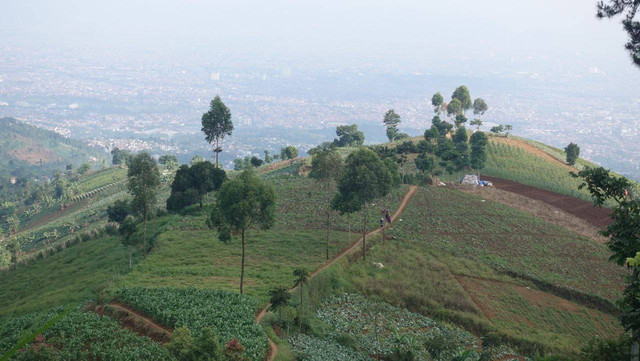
289, 293, 520, 361
482, 141, 594, 201
113, 287, 268, 361
0, 307, 173, 360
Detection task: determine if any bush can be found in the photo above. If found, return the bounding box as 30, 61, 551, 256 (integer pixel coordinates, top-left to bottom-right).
166, 189, 200, 212
165, 326, 224, 361
579, 335, 631, 361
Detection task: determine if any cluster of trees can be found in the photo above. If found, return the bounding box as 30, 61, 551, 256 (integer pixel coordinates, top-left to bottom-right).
431, 86, 488, 131
166, 161, 226, 211
111, 148, 133, 166
489, 124, 513, 137
232, 147, 297, 171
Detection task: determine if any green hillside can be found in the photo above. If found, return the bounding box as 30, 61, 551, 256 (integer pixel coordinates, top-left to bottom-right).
0, 117, 107, 180
0, 135, 630, 361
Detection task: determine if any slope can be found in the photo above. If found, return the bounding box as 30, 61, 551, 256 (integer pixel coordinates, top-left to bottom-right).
0, 117, 107, 180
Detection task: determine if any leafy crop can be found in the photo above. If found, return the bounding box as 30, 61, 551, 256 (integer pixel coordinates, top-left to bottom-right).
114, 287, 267, 361
288, 334, 372, 361
313, 293, 476, 360
0, 307, 173, 360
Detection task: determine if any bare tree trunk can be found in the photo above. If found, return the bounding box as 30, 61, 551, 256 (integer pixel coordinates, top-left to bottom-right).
362, 204, 367, 260
129, 245, 132, 268
240, 229, 245, 294
299, 284, 303, 328
633, 269, 640, 361
632, 328, 639, 361
326, 212, 330, 260
215, 138, 219, 168
143, 212, 147, 257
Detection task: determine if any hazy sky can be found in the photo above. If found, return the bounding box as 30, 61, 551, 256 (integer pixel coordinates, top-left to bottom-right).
0, 0, 637, 76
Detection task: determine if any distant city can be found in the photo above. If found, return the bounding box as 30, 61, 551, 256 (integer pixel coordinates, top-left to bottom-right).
1, 37, 639, 180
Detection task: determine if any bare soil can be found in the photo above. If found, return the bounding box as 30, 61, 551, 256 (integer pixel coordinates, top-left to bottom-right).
455, 184, 608, 242
94, 303, 172, 343
480, 176, 612, 229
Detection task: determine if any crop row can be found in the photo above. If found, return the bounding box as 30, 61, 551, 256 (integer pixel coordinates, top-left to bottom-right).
113, 287, 267, 361
266, 175, 408, 232
393, 186, 623, 301
0, 307, 173, 360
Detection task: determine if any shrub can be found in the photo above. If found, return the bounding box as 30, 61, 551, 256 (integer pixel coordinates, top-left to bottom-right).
166, 189, 200, 212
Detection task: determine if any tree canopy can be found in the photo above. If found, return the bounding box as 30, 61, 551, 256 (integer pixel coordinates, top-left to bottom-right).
470, 131, 488, 172
452, 85, 472, 113
280, 146, 299, 160
446, 99, 462, 117
167, 161, 226, 211
383, 109, 402, 142
473, 98, 488, 116
201, 95, 234, 167
127, 152, 161, 257
431, 93, 444, 113
207, 169, 276, 294
334, 124, 365, 147
565, 142, 581, 166
597, 0, 640, 67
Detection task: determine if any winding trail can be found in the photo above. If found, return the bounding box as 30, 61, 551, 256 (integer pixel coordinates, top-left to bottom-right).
255, 185, 418, 361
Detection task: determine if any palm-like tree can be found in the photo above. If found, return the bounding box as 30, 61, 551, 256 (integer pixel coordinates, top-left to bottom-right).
269, 286, 291, 325
293, 268, 310, 324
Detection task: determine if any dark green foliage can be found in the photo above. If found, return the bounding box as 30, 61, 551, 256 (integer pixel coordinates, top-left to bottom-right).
473, 98, 488, 116
452, 85, 472, 112
106, 199, 129, 224
597, 1, 640, 67
565, 142, 580, 166
167, 161, 226, 210
447, 98, 462, 117
573, 166, 639, 354
579, 335, 631, 361
334, 124, 365, 147
269, 287, 291, 324
207, 169, 276, 293
490, 125, 505, 134
263, 150, 273, 164
383, 109, 402, 142
369, 145, 397, 160
396, 141, 417, 155
431, 92, 444, 112
308, 141, 336, 156
201, 95, 234, 167
111, 147, 132, 166
454, 114, 467, 128
280, 146, 299, 160
470, 131, 488, 171
250, 156, 263, 167
431, 116, 452, 135
159, 154, 178, 165
127, 152, 161, 257
165, 326, 224, 361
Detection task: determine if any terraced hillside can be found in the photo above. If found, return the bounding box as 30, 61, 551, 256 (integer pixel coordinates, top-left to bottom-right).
0, 117, 107, 180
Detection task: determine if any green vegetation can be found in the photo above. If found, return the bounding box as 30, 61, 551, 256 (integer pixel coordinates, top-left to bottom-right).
201, 95, 234, 168
0, 307, 173, 360
482, 139, 595, 201
114, 287, 266, 361
0, 117, 106, 181
0, 235, 134, 317
338, 186, 622, 354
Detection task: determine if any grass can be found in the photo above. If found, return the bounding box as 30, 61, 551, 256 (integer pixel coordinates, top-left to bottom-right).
0, 235, 135, 318
335, 185, 623, 354
482, 139, 595, 201
76, 166, 127, 194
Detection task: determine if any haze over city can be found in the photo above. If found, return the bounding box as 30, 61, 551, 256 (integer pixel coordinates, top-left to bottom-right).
1, 0, 639, 178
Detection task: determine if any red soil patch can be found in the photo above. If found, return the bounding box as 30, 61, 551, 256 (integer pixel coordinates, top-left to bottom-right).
481, 176, 612, 229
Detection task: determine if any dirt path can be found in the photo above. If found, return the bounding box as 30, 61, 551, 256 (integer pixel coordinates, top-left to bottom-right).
94, 303, 172, 343
255, 185, 419, 361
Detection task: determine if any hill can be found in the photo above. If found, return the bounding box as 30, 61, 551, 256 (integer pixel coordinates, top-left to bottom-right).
0, 134, 631, 361
0, 117, 107, 181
